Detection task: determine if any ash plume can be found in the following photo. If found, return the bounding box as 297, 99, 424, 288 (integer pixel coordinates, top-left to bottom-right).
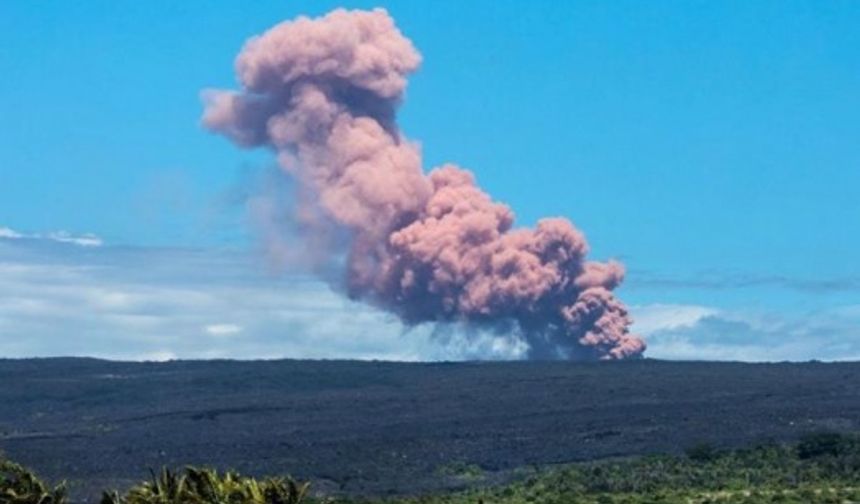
203, 8, 645, 360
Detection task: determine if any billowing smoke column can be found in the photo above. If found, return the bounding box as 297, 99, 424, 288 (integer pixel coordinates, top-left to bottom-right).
203, 8, 646, 360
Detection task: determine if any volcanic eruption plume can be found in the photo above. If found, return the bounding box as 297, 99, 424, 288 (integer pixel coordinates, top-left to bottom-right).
203, 8, 646, 360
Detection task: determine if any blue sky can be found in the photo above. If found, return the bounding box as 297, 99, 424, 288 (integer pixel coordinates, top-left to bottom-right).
1, 1, 859, 360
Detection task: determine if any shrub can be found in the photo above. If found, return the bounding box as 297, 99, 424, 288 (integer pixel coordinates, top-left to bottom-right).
0, 457, 67, 504
101, 467, 309, 504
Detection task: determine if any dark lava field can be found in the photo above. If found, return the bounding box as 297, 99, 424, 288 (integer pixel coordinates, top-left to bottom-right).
2, 358, 860, 501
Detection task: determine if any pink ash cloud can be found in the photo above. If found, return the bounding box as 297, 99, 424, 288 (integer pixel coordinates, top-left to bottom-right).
203, 8, 645, 360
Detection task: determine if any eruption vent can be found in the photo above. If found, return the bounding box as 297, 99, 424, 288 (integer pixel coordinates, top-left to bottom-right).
203, 8, 645, 360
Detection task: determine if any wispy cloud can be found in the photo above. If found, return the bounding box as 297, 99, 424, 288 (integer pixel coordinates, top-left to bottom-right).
0, 226, 103, 247
2, 229, 858, 362
43, 231, 103, 247
204, 323, 243, 337
632, 304, 860, 362
0, 235, 525, 361
0, 227, 23, 239
629, 270, 860, 293
629, 304, 719, 335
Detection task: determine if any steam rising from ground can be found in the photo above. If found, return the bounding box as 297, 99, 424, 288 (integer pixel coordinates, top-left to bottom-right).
203, 8, 645, 359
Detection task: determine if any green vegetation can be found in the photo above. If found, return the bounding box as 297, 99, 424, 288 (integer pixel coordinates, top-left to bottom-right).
4, 433, 860, 504
0, 457, 309, 504
347, 432, 860, 504
100, 467, 310, 504
435, 462, 484, 481
0, 456, 67, 504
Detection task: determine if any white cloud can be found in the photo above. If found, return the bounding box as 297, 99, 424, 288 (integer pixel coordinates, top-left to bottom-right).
0, 227, 23, 239
0, 226, 103, 247
1, 231, 858, 363
631, 303, 719, 335
44, 231, 103, 247
204, 323, 243, 337
0, 238, 522, 361
635, 303, 860, 362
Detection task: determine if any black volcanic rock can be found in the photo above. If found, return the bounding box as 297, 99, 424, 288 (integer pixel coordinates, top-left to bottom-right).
2, 358, 859, 501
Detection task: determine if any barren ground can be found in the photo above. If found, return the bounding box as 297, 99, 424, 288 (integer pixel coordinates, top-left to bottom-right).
2, 358, 859, 502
